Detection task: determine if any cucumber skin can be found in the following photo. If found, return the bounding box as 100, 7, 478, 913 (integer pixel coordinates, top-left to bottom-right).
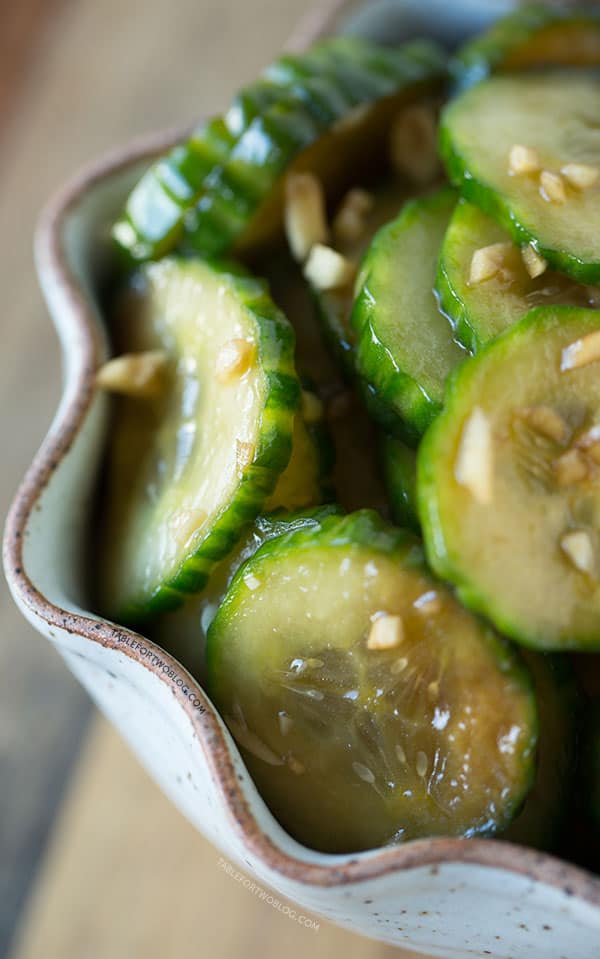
113, 38, 446, 266
351, 187, 459, 444
451, 4, 600, 92
417, 305, 600, 652
207, 508, 538, 834
118, 260, 301, 622
502, 652, 577, 851
435, 207, 485, 354
439, 110, 600, 286
381, 435, 420, 533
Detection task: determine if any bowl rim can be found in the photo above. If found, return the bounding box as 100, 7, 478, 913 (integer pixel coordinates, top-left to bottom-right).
4, 0, 600, 905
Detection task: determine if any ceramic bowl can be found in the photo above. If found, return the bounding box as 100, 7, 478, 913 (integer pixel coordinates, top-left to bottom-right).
5, 1, 600, 956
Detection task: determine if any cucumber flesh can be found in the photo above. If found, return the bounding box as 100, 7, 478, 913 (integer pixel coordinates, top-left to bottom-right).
440, 71, 600, 283
352, 187, 468, 443
437, 199, 599, 352
207, 510, 537, 853
381, 435, 419, 533
452, 4, 600, 91
100, 257, 299, 621
418, 305, 600, 652
265, 400, 334, 511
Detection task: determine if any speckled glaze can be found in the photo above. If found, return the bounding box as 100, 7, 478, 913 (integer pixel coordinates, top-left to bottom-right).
5, 2, 600, 956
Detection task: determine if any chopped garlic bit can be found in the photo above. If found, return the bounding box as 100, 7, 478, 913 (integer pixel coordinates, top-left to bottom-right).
561, 330, 600, 371
561, 163, 599, 191
367, 614, 404, 651
539, 170, 566, 205
235, 439, 254, 471
332, 188, 374, 247
303, 244, 355, 291
352, 761, 375, 784
508, 144, 540, 176
454, 407, 494, 505
278, 712, 293, 736
517, 405, 570, 446
521, 244, 547, 279
560, 530, 595, 575
416, 751, 428, 778
553, 449, 589, 486
284, 172, 328, 262
389, 104, 439, 184
577, 426, 600, 463
469, 242, 513, 285
287, 756, 305, 775
226, 718, 284, 765
216, 338, 255, 382
301, 389, 323, 424
96, 350, 169, 398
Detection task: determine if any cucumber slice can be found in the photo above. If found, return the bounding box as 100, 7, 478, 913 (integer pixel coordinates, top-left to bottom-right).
150, 505, 343, 679
351, 187, 468, 443
114, 39, 445, 264
502, 652, 576, 851
437, 199, 599, 352
418, 305, 600, 652
452, 4, 600, 91
265, 394, 334, 511
186, 39, 445, 258
100, 257, 299, 621
381, 435, 419, 533
440, 71, 600, 284
207, 510, 537, 853
312, 178, 412, 378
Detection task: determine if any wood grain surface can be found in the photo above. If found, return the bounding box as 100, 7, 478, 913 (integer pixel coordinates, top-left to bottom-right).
0, 0, 429, 956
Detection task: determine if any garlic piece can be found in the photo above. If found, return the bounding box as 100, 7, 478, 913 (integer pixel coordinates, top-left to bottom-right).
469, 242, 513, 284
539, 170, 566, 205
284, 172, 328, 262
332, 188, 374, 246
389, 104, 439, 184
235, 440, 255, 471
561, 163, 599, 191
518, 405, 570, 445
508, 144, 540, 176
561, 330, 600, 371
455, 407, 494, 505
560, 530, 595, 575
553, 449, 589, 486
96, 350, 168, 398
303, 244, 355, 291
367, 614, 404, 651
521, 244, 547, 279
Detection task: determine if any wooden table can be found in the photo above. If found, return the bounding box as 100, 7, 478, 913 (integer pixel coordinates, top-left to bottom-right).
0, 1, 428, 956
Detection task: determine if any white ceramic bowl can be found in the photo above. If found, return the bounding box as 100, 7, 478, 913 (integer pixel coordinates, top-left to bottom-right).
5, 2, 600, 956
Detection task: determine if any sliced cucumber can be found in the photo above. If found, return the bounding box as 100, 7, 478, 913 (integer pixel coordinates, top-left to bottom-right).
207, 510, 537, 853
100, 257, 299, 621
312, 178, 412, 378
418, 305, 600, 652
265, 394, 334, 511
114, 39, 445, 264
452, 4, 600, 91
187, 39, 446, 258
150, 505, 343, 678
440, 71, 600, 284
502, 652, 576, 851
437, 199, 599, 352
351, 187, 468, 443
381, 434, 419, 533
